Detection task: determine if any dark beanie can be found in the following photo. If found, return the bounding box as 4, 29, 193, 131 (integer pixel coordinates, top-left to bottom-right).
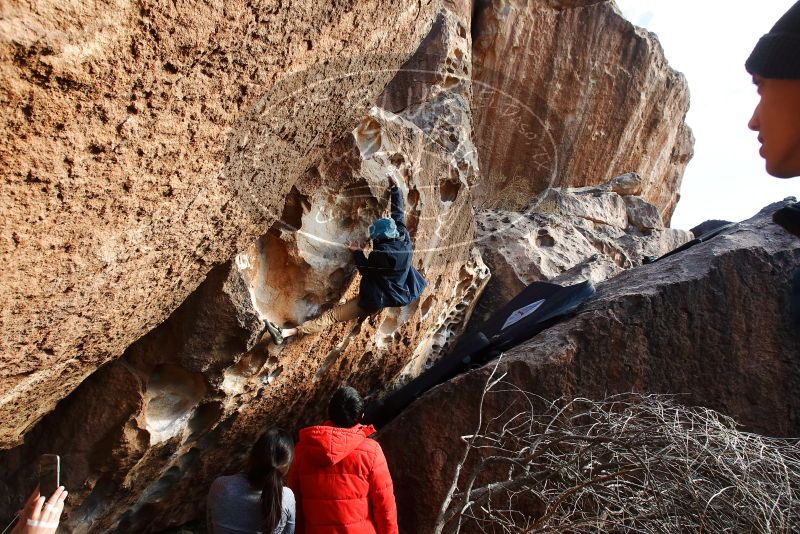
746, 1, 800, 78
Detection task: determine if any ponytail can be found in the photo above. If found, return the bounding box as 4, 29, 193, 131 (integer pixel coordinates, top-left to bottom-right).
245, 428, 294, 533
261, 468, 284, 532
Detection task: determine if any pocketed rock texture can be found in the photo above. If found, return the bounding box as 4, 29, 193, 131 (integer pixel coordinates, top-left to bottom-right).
0, 0, 440, 448
379, 202, 800, 533
470, 173, 692, 324
0, 0, 700, 530
0, 5, 490, 532
470, 0, 693, 222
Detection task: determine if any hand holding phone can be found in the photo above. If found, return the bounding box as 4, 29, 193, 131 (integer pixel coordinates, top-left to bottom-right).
38, 455, 59, 499
6, 485, 67, 534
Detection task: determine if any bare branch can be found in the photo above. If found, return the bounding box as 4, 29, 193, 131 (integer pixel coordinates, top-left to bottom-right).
434, 380, 800, 533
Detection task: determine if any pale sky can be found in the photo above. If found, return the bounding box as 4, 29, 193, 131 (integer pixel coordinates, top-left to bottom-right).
616, 0, 798, 230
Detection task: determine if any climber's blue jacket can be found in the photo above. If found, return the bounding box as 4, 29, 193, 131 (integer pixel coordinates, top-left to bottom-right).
353, 185, 427, 310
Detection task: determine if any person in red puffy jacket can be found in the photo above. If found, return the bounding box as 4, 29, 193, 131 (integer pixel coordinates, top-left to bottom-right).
288, 387, 398, 534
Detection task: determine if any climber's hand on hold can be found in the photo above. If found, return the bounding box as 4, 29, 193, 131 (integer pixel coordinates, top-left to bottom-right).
347, 240, 362, 252
12, 486, 67, 534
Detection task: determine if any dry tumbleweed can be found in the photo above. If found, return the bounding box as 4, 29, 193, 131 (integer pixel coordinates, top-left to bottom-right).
435, 362, 800, 533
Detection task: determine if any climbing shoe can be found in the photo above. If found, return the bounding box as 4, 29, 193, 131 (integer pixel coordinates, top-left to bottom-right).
264, 320, 284, 345
773, 202, 800, 238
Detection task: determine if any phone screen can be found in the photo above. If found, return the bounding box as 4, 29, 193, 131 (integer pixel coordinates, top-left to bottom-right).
38, 454, 60, 498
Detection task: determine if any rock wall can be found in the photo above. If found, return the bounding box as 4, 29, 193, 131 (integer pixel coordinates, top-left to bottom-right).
470, 0, 693, 222
0, 4, 491, 531
470, 173, 691, 325
380, 202, 800, 532
0, 0, 440, 448
0, 0, 700, 530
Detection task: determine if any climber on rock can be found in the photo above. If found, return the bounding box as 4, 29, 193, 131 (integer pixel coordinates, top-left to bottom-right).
261, 176, 427, 345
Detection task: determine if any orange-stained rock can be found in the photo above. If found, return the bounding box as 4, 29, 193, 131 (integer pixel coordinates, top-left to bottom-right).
0, 0, 703, 529
0, 5, 490, 531
470, 0, 693, 222
0, 0, 441, 448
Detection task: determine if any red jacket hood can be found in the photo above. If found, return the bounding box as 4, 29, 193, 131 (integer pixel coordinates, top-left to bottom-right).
297, 422, 377, 467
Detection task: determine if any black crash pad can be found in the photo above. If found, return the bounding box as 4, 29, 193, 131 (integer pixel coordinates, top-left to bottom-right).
364, 280, 595, 427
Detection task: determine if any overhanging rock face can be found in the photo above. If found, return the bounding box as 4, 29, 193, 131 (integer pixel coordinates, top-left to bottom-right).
470, 0, 693, 222
0, 0, 700, 530
0, 0, 439, 449
380, 202, 800, 533
0, 4, 490, 531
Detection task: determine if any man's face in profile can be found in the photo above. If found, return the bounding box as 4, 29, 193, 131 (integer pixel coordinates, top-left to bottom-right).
748, 75, 800, 178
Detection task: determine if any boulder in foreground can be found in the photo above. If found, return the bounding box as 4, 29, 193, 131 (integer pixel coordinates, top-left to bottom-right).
380, 201, 800, 532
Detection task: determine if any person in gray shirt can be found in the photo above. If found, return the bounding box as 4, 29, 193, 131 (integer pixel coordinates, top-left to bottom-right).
207, 428, 295, 534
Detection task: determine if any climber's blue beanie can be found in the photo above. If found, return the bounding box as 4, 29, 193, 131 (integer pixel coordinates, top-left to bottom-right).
369, 218, 399, 240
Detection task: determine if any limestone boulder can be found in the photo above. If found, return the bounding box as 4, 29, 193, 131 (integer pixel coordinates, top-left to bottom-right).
606, 171, 645, 196
624, 195, 664, 231
380, 201, 800, 532
470, 0, 693, 222
0, 0, 441, 448
469, 177, 691, 325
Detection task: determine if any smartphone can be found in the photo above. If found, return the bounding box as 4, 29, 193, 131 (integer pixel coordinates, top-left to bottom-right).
38, 454, 60, 498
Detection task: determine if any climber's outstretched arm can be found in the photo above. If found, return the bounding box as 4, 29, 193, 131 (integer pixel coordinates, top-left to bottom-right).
387, 176, 406, 228
388, 180, 406, 230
